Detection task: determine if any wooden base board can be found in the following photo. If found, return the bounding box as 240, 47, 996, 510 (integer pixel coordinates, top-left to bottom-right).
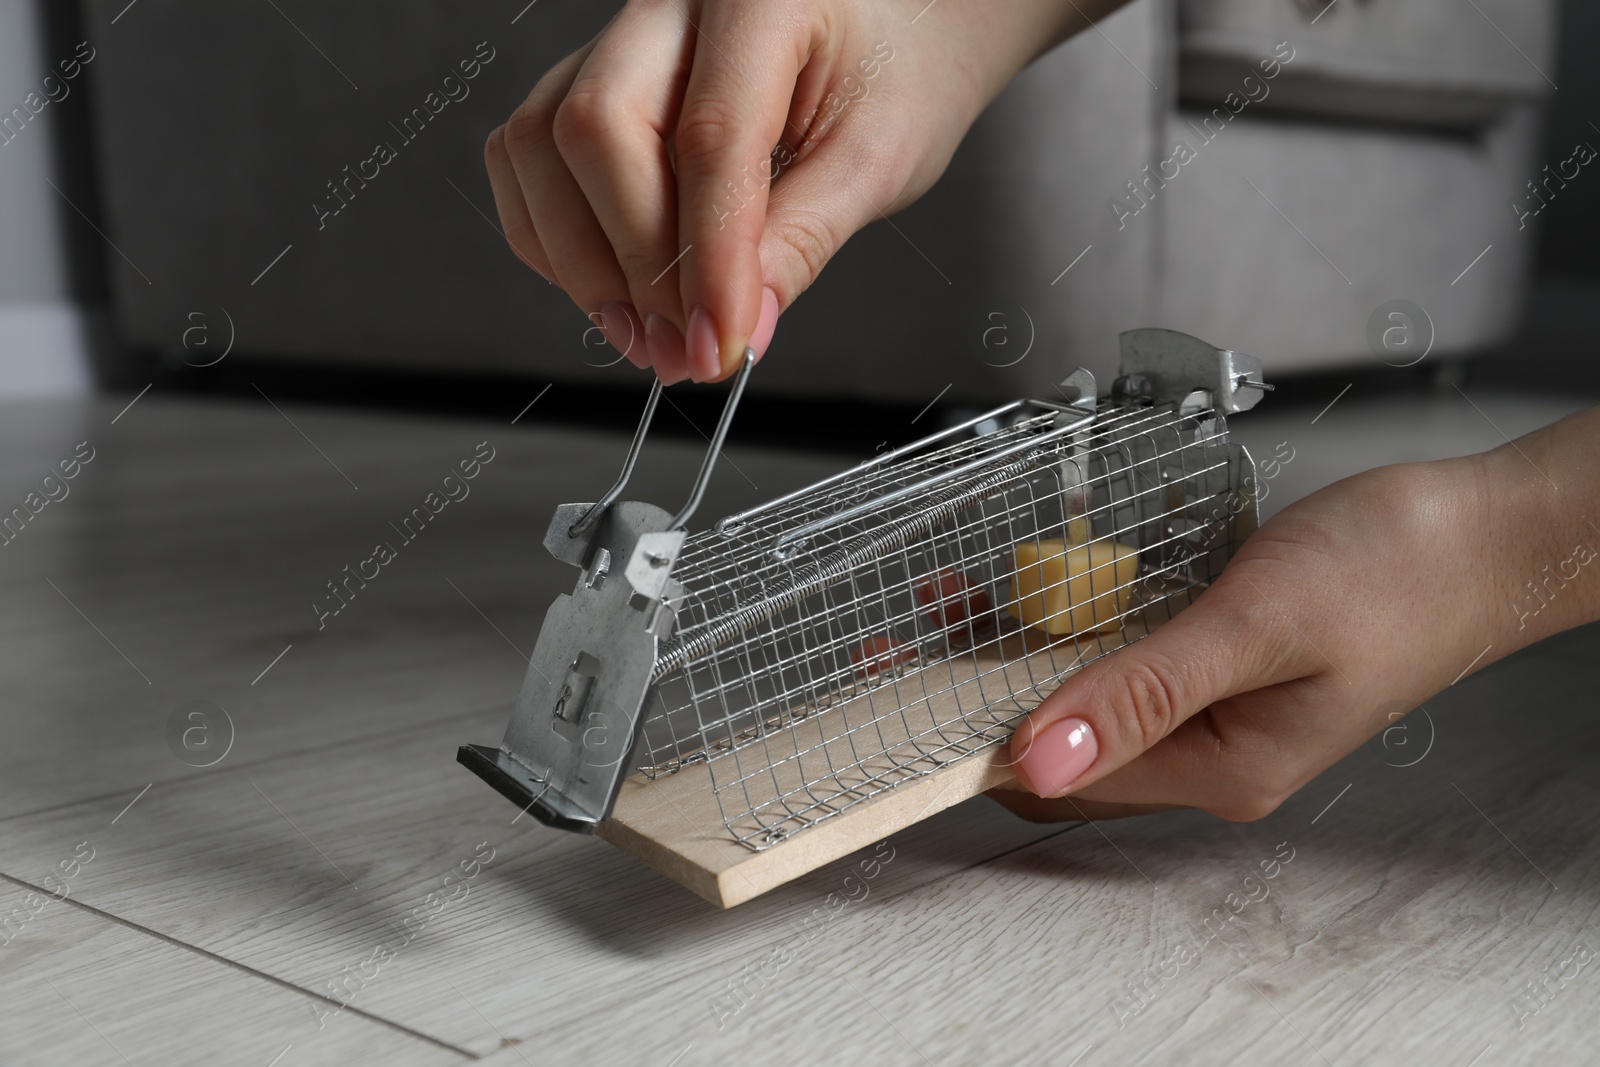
598, 737, 1016, 908
599, 596, 1187, 907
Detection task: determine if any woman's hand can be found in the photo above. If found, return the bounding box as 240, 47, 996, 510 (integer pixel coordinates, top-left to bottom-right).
991, 407, 1600, 823
483, 0, 1115, 384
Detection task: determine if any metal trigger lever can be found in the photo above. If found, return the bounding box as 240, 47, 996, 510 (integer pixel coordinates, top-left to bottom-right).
568, 377, 664, 538
670, 348, 755, 531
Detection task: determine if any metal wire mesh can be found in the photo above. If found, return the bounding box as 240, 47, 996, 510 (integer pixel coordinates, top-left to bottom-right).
637, 396, 1254, 850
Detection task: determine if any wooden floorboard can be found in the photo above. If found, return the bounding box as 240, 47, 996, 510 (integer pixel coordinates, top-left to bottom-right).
0, 689, 1069, 1057
479, 649, 1600, 1067
3, 641, 1594, 1064
0, 878, 466, 1066
0, 396, 842, 821
3, 391, 1598, 1064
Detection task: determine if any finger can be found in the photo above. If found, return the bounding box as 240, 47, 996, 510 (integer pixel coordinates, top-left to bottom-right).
552, 2, 695, 349
1007, 570, 1314, 802
596, 304, 649, 370
495, 107, 642, 370
484, 125, 554, 280
504, 43, 644, 357
672, 4, 808, 381
646, 311, 690, 386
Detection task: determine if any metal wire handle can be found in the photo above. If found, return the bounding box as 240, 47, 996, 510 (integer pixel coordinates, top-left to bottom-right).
568, 349, 756, 538
670, 349, 755, 531
568, 379, 663, 538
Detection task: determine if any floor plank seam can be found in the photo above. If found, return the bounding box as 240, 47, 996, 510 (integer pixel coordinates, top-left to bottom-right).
965, 820, 1091, 869
0, 871, 480, 1061
865, 819, 1090, 909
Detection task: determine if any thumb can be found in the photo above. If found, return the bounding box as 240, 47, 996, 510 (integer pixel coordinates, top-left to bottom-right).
1007, 579, 1297, 799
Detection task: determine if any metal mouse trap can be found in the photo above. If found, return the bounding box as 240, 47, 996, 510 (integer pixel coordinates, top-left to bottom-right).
460, 329, 1270, 906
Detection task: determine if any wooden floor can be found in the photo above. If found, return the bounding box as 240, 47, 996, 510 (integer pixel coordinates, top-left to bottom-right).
2, 385, 1597, 1066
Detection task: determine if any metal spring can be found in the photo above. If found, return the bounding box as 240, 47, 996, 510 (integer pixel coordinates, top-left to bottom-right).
649, 446, 1050, 683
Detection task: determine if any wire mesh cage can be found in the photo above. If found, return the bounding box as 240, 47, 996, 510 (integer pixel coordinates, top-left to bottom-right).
459, 329, 1269, 862
640, 396, 1256, 849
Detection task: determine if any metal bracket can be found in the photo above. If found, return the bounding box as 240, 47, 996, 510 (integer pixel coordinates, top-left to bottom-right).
462, 499, 684, 832
1117, 329, 1271, 415
458, 351, 756, 831
1056, 368, 1097, 413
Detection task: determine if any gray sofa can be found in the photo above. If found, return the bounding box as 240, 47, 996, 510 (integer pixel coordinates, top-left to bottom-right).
83, 0, 1555, 402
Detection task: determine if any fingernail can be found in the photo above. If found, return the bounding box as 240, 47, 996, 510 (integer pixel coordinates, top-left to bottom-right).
645, 314, 689, 385
1017, 718, 1097, 797
748, 287, 780, 364
687, 304, 720, 382
601, 303, 646, 369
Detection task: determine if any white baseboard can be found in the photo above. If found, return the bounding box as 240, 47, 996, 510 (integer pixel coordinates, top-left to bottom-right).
0, 301, 95, 396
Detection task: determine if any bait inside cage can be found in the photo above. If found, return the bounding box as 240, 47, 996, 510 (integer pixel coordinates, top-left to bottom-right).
459, 328, 1267, 871
637, 394, 1257, 850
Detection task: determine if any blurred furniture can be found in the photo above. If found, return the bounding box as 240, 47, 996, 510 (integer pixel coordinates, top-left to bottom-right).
81, 0, 1555, 402
0, 0, 98, 395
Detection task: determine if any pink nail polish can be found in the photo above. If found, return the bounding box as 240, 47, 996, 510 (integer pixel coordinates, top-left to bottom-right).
1017, 718, 1097, 797
601, 303, 645, 368
687, 305, 720, 381
749, 287, 780, 362
645, 314, 689, 385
